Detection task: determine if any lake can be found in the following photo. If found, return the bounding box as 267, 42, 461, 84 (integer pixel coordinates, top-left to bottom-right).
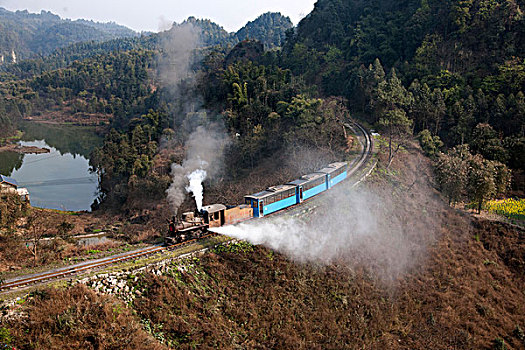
0, 122, 103, 211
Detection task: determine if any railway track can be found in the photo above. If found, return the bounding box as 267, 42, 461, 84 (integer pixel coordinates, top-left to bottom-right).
266, 120, 373, 219
0, 233, 218, 293
346, 120, 373, 176
0, 122, 373, 294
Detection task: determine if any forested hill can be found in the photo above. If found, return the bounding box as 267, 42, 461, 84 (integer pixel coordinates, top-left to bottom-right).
283, 0, 524, 178
286, 0, 524, 94
0, 12, 292, 82
180, 12, 293, 49
0, 7, 138, 61
234, 12, 293, 48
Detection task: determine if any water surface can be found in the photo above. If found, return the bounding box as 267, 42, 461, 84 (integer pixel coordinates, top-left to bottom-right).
0, 123, 103, 211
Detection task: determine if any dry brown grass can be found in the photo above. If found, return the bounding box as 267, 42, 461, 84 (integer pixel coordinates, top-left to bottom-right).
125, 214, 524, 349
5, 285, 165, 350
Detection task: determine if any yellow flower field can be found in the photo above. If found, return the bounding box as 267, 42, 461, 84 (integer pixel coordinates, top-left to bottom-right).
484, 198, 525, 221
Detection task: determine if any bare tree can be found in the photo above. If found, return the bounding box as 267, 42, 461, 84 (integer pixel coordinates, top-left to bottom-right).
25, 214, 52, 267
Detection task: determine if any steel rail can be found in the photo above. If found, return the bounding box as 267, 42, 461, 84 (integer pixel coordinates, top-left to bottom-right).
0, 233, 218, 292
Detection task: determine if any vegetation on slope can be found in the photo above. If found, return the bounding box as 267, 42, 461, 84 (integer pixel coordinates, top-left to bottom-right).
3, 149, 524, 349
3, 285, 164, 350
281, 0, 524, 190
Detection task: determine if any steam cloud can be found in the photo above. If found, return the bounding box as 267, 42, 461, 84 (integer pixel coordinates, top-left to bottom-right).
166, 125, 229, 214
158, 21, 229, 214
157, 21, 200, 87
211, 181, 440, 281
186, 169, 207, 211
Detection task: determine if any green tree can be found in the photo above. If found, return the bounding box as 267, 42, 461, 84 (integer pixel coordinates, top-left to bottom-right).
434, 145, 470, 204
418, 129, 443, 158
435, 145, 510, 211
470, 123, 508, 163
376, 68, 414, 167
467, 154, 497, 213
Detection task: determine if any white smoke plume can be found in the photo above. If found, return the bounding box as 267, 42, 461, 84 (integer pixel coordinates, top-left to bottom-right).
186, 169, 207, 211
166, 125, 229, 214
157, 21, 200, 87
211, 180, 441, 281
157, 20, 230, 214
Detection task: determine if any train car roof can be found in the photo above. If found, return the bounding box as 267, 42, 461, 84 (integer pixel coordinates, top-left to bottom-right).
287, 172, 326, 186
245, 184, 296, 200
202, 204, 227, 213
317, 162, 348, 174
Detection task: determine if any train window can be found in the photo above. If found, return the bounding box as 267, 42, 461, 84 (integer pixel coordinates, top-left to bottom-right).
332, 165, 347, 177
214, 212, 219, 220
304, 177, 325, 191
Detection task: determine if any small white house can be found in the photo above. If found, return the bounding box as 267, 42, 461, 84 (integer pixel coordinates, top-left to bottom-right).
0, 175, 30, 202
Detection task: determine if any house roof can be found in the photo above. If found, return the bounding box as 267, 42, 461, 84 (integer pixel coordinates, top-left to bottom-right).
0, 175, 18, 187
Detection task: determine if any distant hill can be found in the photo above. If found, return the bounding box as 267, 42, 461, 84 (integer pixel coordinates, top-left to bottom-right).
234, 12, 293, 48
0, 7, 138, 62
0, 11, 292, 79
181, 17, 235, 47
180, 12, 293, 49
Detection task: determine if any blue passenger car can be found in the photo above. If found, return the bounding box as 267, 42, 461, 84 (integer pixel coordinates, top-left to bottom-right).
244, 184, 298, 218
287, 173, 328, 203
317, 162, 348, 188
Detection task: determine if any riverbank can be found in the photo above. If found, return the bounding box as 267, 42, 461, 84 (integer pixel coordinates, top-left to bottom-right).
0, 143, 50, 154
24, 110, 111, 127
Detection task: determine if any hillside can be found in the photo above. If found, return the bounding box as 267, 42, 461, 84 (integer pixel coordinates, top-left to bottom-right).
282, 0, 524, 191
0, 12, 292, 81
0, 7, 138, 62
2, 147, 524, 349
171, 12, 293, 49
177, 12, 293, 49
234, 12, 293, 48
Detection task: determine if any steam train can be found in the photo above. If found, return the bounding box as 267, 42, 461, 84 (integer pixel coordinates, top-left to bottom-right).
166, 162, 348, 244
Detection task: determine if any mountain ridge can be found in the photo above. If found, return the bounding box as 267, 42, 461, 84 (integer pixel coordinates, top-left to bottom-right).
0, 7, 139, 61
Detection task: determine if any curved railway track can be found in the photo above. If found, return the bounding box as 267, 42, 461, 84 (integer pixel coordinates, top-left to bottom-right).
0, 122, 373, 294
346, 120, 373, 177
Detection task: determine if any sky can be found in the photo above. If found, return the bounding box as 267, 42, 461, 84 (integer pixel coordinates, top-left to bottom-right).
0, 0, 317, 33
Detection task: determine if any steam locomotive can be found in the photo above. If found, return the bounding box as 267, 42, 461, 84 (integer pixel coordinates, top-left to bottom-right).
166, 162, 348, 244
